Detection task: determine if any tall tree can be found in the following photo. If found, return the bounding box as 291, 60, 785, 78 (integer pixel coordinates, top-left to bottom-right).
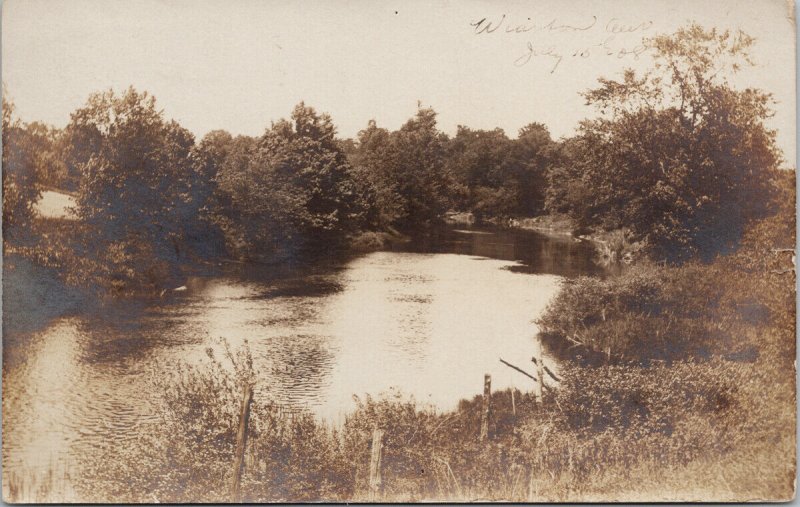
560, 24, 781, 262
390, 107, 452, 229
509, 123, 554, 216
187, 129, 234, 258
445, 126, 511, 219
215, 103, 364, 260
445, 124, 553, 220
348, 120, 403, 230
68, 88, 198, 288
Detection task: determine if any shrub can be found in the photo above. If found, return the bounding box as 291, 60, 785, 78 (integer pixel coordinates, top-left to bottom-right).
537, 263, 730, 363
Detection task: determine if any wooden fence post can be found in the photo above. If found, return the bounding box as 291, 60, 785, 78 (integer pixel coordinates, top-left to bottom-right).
368, 428, 385, 501
533, 343, 544, 404
230, 383, 253, 503
480, 374, 491, 441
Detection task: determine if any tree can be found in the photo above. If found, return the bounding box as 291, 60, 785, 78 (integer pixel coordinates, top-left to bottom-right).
510, 123, 555, 216
350, 107, 452, 231
2, 92, 42, 240
187, 130, 234, 258
544, 137, 593, 223
205, 134, 258, 256
389, 107, 453, 229
561, 24, 781, 262
68, 87, 198, 289
444, 123, 554, 221
346, 120, 404, 230
215, 103, 364, 260
17, 122, 69, 190
445, 126, 512, 219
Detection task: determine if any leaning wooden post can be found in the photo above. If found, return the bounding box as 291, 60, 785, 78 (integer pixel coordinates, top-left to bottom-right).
368, 428, 385, 501
533, 343, 544, 404
231, 383, 254, 503
480, 374, 491, 441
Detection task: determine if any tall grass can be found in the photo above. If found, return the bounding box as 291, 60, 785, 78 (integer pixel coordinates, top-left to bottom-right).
58, 332, 793, 503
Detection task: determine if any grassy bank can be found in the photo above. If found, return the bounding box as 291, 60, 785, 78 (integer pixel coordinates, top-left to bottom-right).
50, 335, 791, 503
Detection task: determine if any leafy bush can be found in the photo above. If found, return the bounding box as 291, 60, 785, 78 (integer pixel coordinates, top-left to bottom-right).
537, 263, 732, 363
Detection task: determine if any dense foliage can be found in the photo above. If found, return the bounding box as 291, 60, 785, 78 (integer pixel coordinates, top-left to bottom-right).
346, 107, 453, 230
538, 170, 795, 365
2, 96, 42, 240
445, 123, 554, 220
4, 88, 566, 293
212, 103, 366, 260
66, 89, 202, 289
548, 25, 782, 261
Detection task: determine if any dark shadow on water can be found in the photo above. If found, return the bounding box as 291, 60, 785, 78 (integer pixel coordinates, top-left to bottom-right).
3, 255, 89, 350
248, 277, 344, 299
389, 225, 607, 278
5, 225, 607, 370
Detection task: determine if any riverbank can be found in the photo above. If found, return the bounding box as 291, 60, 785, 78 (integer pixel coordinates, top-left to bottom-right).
61, 335, 793, 503
348, 229, 410, 252
507, 214, 576, 237
8, 210, 393, 298
19, 194, 604, 298
502, 215, 644, 264
444, 212, 577, 239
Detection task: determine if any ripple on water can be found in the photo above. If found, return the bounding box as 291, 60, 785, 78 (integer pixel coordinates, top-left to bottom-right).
4, 227, 599, 489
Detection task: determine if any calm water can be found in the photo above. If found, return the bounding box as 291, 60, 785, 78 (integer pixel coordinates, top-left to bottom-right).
2, 226, 602, 489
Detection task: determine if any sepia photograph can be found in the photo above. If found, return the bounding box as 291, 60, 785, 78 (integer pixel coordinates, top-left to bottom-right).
1, 0, 797, 502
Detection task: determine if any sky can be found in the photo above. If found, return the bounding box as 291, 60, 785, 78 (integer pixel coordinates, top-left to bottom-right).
2, 0, 796, 165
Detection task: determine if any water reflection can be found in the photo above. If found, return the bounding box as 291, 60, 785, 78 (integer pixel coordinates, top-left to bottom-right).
397, 226, 605, 277
3, 226, 605, 491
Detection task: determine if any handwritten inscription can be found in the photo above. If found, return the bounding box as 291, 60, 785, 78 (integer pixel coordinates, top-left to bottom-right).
470, 14, 599, 34
470, 15, 653, 73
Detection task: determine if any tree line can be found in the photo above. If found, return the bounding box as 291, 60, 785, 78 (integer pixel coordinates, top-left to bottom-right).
2, 24, 788, 292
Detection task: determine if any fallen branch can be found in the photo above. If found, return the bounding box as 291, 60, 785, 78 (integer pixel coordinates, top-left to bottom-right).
499, 358, 536, 381
499, 358, 555, 392
531, 357, 561, 382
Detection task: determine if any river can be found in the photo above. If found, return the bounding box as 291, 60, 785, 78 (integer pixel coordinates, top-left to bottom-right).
2, 226, 603, 492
